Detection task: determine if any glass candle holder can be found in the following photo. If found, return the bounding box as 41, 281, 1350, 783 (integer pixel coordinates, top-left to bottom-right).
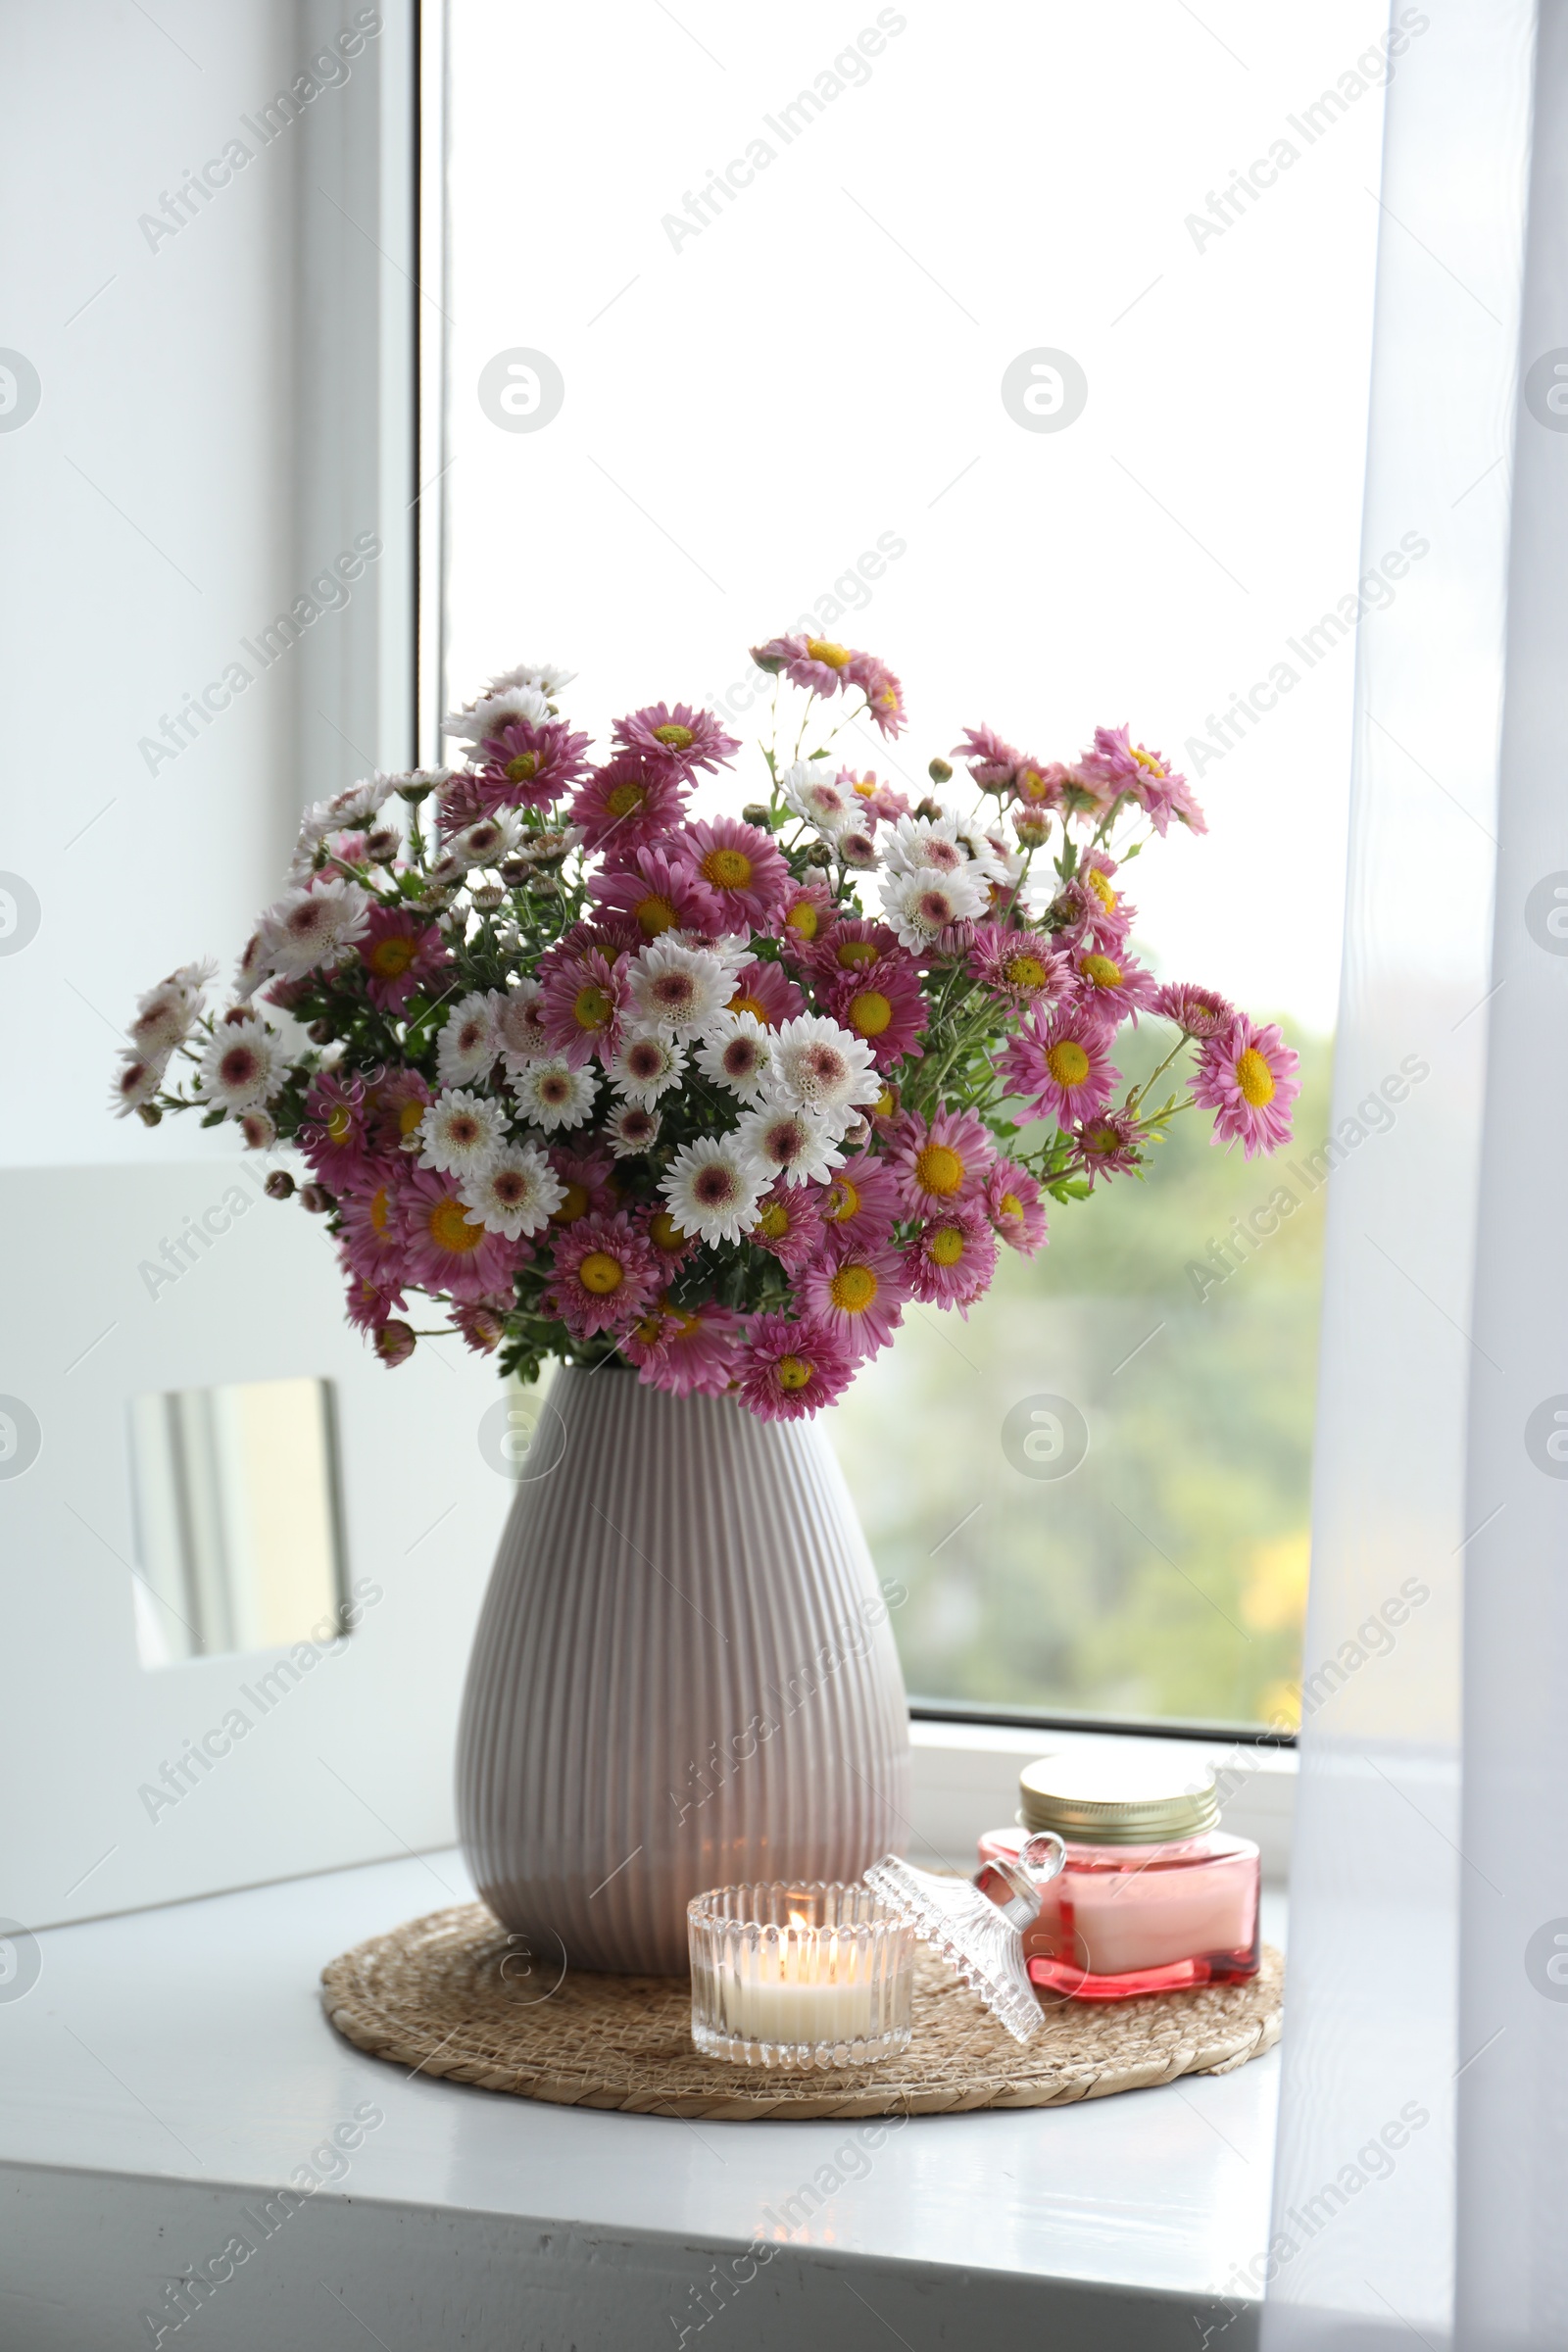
977, 1749, 1260, 2002
688, 1882, 914, 2068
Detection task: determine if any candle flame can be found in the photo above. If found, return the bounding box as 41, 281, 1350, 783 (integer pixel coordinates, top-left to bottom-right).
787, 1909, 812, 1932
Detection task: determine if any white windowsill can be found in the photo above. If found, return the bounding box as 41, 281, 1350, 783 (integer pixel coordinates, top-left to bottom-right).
0, 1830, 1285, 2351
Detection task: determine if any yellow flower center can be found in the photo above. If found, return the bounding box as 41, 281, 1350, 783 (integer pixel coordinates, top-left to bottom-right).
573, 984, 612, 1032
776, 1354, 814, 1391
853, 778, 876, 800
399, 1098, 425, 1136
1004, 953, 1049, 990
1131, 745, 1165, 777
826, 1177, 859, 1224
369, 1185, 390, 1234
650, 1209, 686, 1253
577, 1251, 624, 1296
1080, 954, 1122, 988
929, 1226, 965, 1266
1236, 1048, 1276, 1107
635, 893, 676, 937
368, 935, 416, 978
652, 722, 695, 750
785, 901, 819, 939
326, 1105, 353, 1143
837, 940, 879, 969
1088, 869, 1117, 910
1000, 1191, 1022, 1219
914, 1142, 964, 1197
606, 779, 647, 818
428, 1198, 486, 1254
874, 1086, 897, 1119
755, 1200, 790, 1241
1046, 1040, 1091, 1088
552, 1181, 589, 1224
702, 846, 754, 890
830, 1263, 878, 1314
727, 991, 769, 1024
506, 751, 541, 783
805, 639, 852, 669
849, 989, 893, 1038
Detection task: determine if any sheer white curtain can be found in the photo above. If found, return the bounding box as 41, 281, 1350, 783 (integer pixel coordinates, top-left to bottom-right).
1264, 3, 1554, 2345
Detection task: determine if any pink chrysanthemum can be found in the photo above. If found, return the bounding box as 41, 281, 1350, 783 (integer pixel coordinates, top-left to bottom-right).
774, 879, 836, 961
903, 1207, 998, 1314
397, 1165, 524, 1303
374, 1320, 417, 1368
803, 1241, 909, 1359
952, 724, 1020, 792
750, 633, 857, 699
747, 1181, 827, 1273
1051, 862, 1132, 954
808, 916, 902, 987
358, 907, 451, 1013
670, 814, 789, 931
821, 954, 926, 1069
453, 1300, 511, 1354
1192, 1016, 1299, 1159
844, 769, 910, 824
612, 702, 740, 777
590, 845, 723, 943
1067, 945, 1161, 1030
447, 715, 592, 819
849, 653, 906, 738
339, 1174, 414, 1284
814, 1149, 902, 1250
537, 947, 628, 1068
888, 1106, 997, 1215
364, 1069, 432, 1160
634, 1201, 702, 1274
1077, 724, 1206, 838
1069, 1108, 1145, 1185
723, 957, 805, 1030
735, 1310, 858, 1421
301, 1070, 377, 1190
967, 923, 1066, 1007
341, 1258, 408, 1335
1152, 981, 1236, 1040
999, 1004, 1119, 1126
568, 757, 692, 855
623, 1297, 742, 1397
1010, 758, 1073, 814
985, 1158, 1050, 1254
546, 1144, 618, 1229
548, 1211, 660, 1340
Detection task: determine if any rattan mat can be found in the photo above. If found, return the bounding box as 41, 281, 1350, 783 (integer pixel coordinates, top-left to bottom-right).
321, 1903, 1282, 2119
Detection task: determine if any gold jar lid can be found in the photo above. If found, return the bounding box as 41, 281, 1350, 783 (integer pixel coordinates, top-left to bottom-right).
1019, 1748, 1220, 1845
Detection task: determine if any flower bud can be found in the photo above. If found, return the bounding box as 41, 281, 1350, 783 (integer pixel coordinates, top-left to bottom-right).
805, 840, 834, 868
265, 1170, 296, 1200
914, 795, 945, 822
397, 780, 434, 805
298, 1183, 335, 1214
471, 885, 504, 912
309, 1019, 334, 1045
375, 1320, 416, 1367
741, 804, 775, 830
136, 1102, 163, 1127
240, 1110, 276, 1151
927, 757, 954, 784
499, 858, 531, 886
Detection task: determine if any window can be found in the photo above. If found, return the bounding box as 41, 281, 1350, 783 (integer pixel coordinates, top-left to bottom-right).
441, 0, 1391, 1729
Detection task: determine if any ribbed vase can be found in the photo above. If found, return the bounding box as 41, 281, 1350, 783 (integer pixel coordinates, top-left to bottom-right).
456, 1365, 912, 1975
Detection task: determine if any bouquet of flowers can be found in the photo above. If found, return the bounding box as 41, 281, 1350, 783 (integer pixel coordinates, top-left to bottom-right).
113, 637, 1298, 1418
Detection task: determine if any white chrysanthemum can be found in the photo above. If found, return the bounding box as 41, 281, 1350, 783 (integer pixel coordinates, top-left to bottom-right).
440, 682, 551, 743
199, 1016, 286, 1113
436, 991, 503, 1088
661, 1135, 763, 1245
417, 1087, 509, 1177
111, 1052, 167, 1117
512, 1056, 598, 1132
459, 1141, 563, 1239
289, 778, 398, 876
608, 1029, 685, 1105
838, 828, 880, 871
442, 810, 520, 870
694, 1010, 774, 1105
608, 1102, 662, 1157
766, 1012, 881, 1123
127, 960, 210, 1058
258, 877, 372, 979
880, 865, 987, 952
734, 1102, 847, 1190
780, 760, 855, 837
625, 938, 733, 1038
495, 979, 548, 1072
878, 812, 978, 883
954, 815, 1010, 886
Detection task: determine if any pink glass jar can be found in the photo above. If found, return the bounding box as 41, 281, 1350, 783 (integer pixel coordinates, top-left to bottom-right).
977, 1749, 1260, 2002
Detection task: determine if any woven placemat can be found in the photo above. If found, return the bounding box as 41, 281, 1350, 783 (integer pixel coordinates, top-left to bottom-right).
321, 1903, 1282, 2119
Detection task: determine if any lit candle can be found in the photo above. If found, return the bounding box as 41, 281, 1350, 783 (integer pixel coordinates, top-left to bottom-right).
688, 1884, 912, 2067
717, 1912, 878, 2046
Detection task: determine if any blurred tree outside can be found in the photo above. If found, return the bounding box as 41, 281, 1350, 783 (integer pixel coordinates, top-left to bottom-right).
823, 1024, 1335, 1729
